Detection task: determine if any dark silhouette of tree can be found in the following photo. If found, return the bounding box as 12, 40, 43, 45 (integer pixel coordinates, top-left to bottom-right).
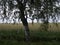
16, 0, 30, 42
1, 0, 30, 42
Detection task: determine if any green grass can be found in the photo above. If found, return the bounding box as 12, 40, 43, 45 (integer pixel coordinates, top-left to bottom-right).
0, 23, 60, 45
0, 41, 60, 45
0, 30, 60, 45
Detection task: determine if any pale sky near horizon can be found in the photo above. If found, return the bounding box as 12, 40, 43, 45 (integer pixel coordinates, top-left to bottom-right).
0, 17, 60, 23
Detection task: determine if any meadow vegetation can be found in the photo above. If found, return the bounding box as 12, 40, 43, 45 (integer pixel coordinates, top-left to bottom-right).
0, 23, 60, 31
0, 23, 60, 45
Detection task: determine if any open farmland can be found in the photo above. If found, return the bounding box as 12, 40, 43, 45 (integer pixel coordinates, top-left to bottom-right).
0, 23, 60, 31
0, 23, 60, 45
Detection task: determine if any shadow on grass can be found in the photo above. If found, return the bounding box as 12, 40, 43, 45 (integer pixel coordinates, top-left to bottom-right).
0, 30, 60, 42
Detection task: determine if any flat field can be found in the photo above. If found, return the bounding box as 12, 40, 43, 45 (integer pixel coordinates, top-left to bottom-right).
0, 23, 60, 31
0, 23, 60, 45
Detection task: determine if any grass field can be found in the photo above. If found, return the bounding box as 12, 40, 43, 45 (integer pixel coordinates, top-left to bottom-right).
0, 30, 60, 45
0, 23, 60, 31
0, 23, 60, 45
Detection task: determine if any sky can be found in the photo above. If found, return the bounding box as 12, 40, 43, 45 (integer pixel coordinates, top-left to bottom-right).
0, 17, 60, 23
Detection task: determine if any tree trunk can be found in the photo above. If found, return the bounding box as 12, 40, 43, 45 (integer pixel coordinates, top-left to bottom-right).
37, 18, 39, 23
20, 10, 30, 42
32, 19, 34, 25
16, 0, 30, 42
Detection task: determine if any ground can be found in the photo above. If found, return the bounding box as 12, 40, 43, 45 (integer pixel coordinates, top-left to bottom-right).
0, 23, 60, 45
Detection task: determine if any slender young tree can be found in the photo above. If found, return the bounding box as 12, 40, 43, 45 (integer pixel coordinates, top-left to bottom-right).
2, 0, 30, 42
16, 0, 30, 42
